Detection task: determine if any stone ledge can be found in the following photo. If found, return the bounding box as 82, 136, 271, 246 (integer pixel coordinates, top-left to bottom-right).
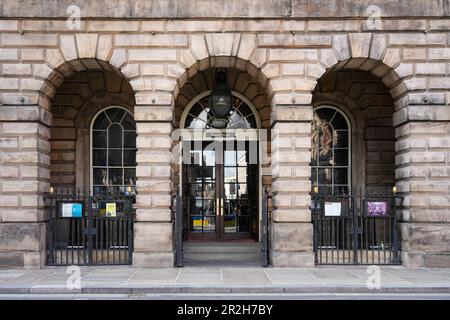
1, 0, 448, 18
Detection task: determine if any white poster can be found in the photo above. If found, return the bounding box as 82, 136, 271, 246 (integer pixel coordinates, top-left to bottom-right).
325, 202, 342, 217
62, 203, 73, 217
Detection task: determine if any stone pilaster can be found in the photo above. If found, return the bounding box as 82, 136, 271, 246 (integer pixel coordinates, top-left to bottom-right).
0, 106, 50, 268
396, 121, 450, 268
269, 104, 314, 267
132, 104, 174, 267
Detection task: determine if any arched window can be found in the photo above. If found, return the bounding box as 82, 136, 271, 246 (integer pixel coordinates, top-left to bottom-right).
311, 107, 351, 195
91, 107, 137, 195
182, 91, 260, 129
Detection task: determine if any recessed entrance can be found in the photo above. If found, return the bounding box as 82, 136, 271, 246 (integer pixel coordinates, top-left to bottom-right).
183, 139, 259, 241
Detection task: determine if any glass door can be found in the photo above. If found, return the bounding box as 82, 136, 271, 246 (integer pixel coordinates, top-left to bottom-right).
184, 140, 258, 240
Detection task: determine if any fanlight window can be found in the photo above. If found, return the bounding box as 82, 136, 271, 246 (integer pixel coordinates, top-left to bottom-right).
91, 107, 137, 195
311, 107, 350, 195
184, 94, 257, 129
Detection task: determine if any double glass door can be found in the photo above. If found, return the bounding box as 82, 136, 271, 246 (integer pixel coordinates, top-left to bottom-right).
183, 140, 258, 240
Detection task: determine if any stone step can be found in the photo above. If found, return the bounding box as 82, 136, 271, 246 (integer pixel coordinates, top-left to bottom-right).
184, 243, 260, 254
183, 252, 261, 261
182, 259, 262, 267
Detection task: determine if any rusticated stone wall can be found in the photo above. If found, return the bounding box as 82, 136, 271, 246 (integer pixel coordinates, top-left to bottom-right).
0, 7, 449, 268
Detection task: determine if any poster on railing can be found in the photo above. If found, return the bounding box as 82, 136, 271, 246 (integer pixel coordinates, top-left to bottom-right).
61, 203, 82, 218
105, 202, 117, 217
324, 202, 341, 216
367, 202, 388, 216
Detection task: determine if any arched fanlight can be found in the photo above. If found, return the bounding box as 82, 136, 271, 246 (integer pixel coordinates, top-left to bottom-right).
208, 69, 232, 128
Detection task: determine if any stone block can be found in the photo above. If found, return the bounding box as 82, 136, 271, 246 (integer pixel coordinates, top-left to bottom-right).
132, 251, 175, 268
2, 63, 32, 75
270, 222, 313, 251
2, 33, 57, 46
128, 49, 177, 61
167, 20, 222, 32
258, 34, 331, 48
349, 33, 371, 58
75, 34, 98, 59
136, 180, 172, 193
272, 180, 311, 193
429, 48, 450, 60
141, 21, 165, 32
271, 105, 313, 121
223, 20, 280, 32
89, 20, 139, 32
389, 33, 446, 46
0, 223, 45, 251
0, 78, 19, 90
402, 223, 450, 252
0, 252, 25, 268
319, 48, 338, 68
308, 20, 359, 32
60, 35, 78, 61
96, 35, 113, 61
134, 222, 173, 252
270, 250, 314, 267
272, 93, 312, 106
115, 34, 187, 47
0, 48, 19, 60
403, 48, 427, 61
332, 34, 350, 61
401, 251, 425, 268
136, 209, 172, 222
45, 49, 65, 69
272, 209, 311, 222
424, 253, 450, 268
269, 49, 318, 61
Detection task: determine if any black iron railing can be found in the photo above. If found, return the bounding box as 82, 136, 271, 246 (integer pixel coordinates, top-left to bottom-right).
311, 192, 403, 265
45, 188, 134, 266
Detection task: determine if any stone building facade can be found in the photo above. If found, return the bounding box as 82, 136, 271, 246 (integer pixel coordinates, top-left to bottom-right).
0, 0, 449, 269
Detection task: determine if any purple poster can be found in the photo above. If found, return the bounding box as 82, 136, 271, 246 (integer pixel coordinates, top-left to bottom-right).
367, 202, 387, 216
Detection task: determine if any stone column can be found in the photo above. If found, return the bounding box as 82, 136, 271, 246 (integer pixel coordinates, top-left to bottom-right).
0, 105, 51, 268
270, 104, 314, 267
132, 103, 174, 267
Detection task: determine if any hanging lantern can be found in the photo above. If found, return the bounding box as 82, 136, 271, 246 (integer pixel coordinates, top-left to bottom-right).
209, 69, 232, 128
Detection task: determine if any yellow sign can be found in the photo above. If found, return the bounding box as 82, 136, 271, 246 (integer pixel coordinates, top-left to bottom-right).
105, 202, 116, 217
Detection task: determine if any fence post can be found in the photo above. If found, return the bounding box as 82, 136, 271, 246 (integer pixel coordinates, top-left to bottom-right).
261, 189, 269, 267
126, 196, 133, 264
392, 193, 401, 264
175, 194, 183, 267
352, 194, 358, 264
46, 194, 54, 265
87, 197, 93, 265
312, 193, 319, 265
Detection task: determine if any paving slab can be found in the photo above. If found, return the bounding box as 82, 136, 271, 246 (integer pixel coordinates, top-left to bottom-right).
221, 268, 271, 285
0, 266, 449, 296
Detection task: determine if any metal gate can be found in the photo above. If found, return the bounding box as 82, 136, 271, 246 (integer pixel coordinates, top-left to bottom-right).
45, 189, 134, 266
312, 192, 402, 265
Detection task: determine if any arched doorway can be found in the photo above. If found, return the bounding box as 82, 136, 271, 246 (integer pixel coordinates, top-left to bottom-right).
311, 67, 401, 266
45, 60, 136, 266
180, 90, 261, 241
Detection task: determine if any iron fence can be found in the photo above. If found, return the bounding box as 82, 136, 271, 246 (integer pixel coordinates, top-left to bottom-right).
45, 188, 134, 266
311, 192, 402, 265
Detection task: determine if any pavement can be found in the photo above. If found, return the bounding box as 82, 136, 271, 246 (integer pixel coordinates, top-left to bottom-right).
1, 266, 450, 298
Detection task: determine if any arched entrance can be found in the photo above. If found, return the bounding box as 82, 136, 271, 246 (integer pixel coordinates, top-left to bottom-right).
173, 66, 270, 266
180, 90, 261, 241
44, 59, 136, 266
311, 65, 401, 266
